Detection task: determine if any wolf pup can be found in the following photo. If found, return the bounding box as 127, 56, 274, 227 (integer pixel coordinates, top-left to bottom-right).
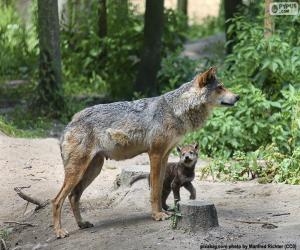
130, 143, 199, 211
52, 67, 239, 238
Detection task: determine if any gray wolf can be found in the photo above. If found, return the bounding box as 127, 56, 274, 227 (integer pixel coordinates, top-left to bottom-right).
130, 143, 199, 211
52, 67, 240, 238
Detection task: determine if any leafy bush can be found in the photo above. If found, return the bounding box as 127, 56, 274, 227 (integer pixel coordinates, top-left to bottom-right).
185, 82, 278, 157
158, 50, 203, 93
206, 143, 300, 184
0, 114, 49, 138
225, 15, 300, 98
187, 15, 224, 41
0, 5, 37, 80
187, 11, 300, 184
62, 3, 188, 99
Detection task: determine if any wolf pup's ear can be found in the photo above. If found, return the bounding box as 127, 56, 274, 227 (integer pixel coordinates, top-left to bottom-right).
193, 143, 199, 151
196, 67, 217, 88
176, 146, 182, 154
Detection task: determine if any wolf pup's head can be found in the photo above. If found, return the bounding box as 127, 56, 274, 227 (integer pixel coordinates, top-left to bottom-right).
195, 67, 240, 107
177, 143, 199, 168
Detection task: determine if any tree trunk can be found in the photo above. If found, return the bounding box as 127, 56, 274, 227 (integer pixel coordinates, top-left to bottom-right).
135, 0, 164, 96
177, 0, 188, 16
98, 0, 107, 39
177, 0, 188, 27
264, 0, 273, 38
224, 0, 242, 54
36, 0, 64, 113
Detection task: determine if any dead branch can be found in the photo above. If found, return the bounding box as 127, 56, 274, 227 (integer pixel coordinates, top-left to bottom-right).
3, 221, 37, 227
16, 185, 31, 189
234, 219, 277, 228
272, 212, 290, 217
14, 187, 49, 210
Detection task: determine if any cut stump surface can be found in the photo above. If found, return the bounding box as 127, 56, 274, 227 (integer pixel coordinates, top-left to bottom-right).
178, 200, 219, 231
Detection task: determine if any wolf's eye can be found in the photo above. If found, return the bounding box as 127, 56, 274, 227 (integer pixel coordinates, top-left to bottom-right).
217, 85, 224, 90
189, 151, 194, 154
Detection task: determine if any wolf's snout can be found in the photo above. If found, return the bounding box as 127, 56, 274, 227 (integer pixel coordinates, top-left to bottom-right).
235, 95, 240, 101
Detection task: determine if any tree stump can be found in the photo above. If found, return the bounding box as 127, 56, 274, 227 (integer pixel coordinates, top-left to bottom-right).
119, 165, 150, 187
177, 200, 219, 231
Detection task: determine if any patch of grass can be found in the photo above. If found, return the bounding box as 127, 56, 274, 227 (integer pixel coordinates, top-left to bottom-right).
0, 227, 11, 241
0, 112, 52, 138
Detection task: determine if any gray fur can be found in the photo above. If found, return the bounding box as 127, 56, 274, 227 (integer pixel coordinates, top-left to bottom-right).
52, 67, 240, 238
60, 70, 239, 165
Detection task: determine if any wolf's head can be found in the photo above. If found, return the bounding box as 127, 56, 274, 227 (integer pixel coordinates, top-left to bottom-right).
177, 143, 199, 168
194, 67, 240, 107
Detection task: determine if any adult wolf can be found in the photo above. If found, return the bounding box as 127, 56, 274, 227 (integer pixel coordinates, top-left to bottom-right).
52, 67, 240, 238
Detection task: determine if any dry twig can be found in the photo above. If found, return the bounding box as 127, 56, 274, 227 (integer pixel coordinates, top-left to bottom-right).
14, 187, 49, 210
3, 221, 36, 227
0, 239, 7, 250
234, 219, 278, 228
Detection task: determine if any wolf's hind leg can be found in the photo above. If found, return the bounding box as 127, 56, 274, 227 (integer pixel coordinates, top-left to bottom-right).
183, 182, 196, 200
68, 153, 104, 229
52, 156, 92, 239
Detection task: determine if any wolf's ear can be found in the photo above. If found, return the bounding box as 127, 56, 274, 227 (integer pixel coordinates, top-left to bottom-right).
176, 146, 182, 154
195, 67, 217, 88
193, 143, 199, 151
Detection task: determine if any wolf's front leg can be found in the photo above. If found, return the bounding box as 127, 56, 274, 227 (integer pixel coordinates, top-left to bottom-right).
171, 179, 181, 203
149, 152, 169, 221
183, 182, 196, 200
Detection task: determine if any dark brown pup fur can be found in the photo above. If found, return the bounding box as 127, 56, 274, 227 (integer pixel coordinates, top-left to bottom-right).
130, 143, 198, 210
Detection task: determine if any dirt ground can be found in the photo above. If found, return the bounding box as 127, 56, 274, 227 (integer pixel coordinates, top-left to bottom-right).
1, 133, 300, 250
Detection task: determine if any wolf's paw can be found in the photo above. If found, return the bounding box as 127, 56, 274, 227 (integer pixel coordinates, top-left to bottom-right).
152, 211, 170, 221
55, 228, 69, 239
78, 221, 94, 229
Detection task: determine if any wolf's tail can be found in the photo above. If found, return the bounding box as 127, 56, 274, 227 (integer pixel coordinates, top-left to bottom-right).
129, 173, 150, 187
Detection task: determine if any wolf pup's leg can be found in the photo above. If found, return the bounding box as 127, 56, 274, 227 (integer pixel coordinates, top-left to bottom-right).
161, 184, 171, 211
171, 179, 181, 204
52, 156, 93, 239
183, 182, 196, 200
68, 153, 104, 229
160, 152, 172, 211
149, 151, 169, 221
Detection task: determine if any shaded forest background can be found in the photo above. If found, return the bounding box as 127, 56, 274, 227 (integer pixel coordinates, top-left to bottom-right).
0, 0, 299, 184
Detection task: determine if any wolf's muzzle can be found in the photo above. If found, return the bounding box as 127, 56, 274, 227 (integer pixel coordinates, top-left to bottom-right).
221, 95, 240, 106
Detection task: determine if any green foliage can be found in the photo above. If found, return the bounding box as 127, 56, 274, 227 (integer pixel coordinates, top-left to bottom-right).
187, 15, 224, 41
0, 227, 11, 241
0, 114, 49, 138
186, 83, 271, 157
0, 5, 37, 80
158, 50, 202, 93
206, 143, 300, 185
260, 144, 300, 184
62, 3, 188, 99
188, 82, 300, 183
225, 15, 300, 97
0, 0, 299, 186
168, 202, 181, 229
163, 9, 187, 52
189, 11, 300, 184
